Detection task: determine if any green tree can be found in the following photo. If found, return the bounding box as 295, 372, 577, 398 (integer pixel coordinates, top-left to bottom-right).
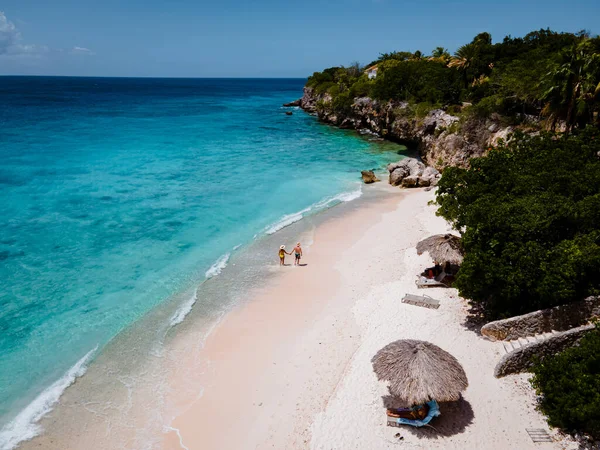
530, 324, 600, 439
541, 38, 600, 131
436, 128, 600, 319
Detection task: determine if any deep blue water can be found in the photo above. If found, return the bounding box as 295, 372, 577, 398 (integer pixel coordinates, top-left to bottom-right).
0, 77, 404, 441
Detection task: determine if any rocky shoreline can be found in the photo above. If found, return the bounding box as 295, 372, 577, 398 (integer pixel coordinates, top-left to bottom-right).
289, 87, 519, 170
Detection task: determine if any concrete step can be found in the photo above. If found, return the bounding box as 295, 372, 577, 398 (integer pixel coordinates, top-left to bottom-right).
502, 331, 563, 354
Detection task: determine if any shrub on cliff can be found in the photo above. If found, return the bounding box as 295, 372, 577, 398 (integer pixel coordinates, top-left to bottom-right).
306, 29, 600, 129
371, 59, 461, 105
436, 127, 600, 319
530, 324, 600, 439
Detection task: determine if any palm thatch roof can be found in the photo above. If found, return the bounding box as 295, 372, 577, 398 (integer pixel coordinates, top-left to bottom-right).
416, 234, 463, 265
372, 339, 468, 406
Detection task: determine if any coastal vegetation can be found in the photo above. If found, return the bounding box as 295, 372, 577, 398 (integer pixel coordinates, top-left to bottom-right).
306, 29, 600, 130
304, 28, 600, 442
531, 323, 600, 439
435, 127, 600, 319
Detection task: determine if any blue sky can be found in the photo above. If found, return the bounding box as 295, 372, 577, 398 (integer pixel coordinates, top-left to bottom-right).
1, 0, 598, 77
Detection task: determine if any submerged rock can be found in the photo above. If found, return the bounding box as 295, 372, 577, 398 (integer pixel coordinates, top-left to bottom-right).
283, 99, 302, 107
285, 111, 293, 116
361, 170, 380, 184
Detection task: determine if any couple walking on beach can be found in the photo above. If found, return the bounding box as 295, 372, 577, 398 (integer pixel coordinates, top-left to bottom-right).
279, 243, 302, 266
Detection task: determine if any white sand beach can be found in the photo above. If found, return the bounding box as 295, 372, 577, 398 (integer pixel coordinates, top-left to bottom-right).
162, 186, 577, 450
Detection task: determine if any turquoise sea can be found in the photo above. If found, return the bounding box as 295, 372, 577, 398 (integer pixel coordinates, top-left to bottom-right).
0, 77, 407, 448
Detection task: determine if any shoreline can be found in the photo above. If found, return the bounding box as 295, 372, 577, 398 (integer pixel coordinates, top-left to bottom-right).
163, 183, 404, 450
16, 183, 577, 450
164, 186, 576, 450
13, 181, 398, 450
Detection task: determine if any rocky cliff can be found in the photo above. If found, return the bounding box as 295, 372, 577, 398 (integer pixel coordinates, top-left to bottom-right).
298, 87, 518, 169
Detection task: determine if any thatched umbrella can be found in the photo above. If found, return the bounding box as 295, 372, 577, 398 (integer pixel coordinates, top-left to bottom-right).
372, 339, 468, 406
416, 234, 463, 265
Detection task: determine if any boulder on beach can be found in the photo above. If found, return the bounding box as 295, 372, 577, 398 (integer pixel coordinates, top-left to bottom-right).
388, 157, 441, 188
401, 175, 420, 188
387, 158, 425, 186
361, 170, 380, 184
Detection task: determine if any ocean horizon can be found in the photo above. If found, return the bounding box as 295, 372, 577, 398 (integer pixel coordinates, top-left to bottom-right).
0, 76, 409, 448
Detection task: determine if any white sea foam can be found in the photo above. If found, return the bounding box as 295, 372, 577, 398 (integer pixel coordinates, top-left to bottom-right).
313, 188, 363, 210
265, 207, 312, 235
169, 288, 198, 327
265, 187, 362, 235
163, 426, 189, 450
204, 253, 230, 279
0, 347, 97, 450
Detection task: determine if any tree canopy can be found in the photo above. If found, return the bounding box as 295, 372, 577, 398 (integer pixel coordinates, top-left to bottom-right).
531, 324, 600, 439
306, 29, 600, 129
435, 127, 600, 318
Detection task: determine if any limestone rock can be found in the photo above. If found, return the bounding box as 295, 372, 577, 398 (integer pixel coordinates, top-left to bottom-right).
401, 175, 419, 188
389, 167, 408, 186
283, 99, 302, 107
387, 158, 425, 186
421, 166, 441, 186
361, 170, 380, 184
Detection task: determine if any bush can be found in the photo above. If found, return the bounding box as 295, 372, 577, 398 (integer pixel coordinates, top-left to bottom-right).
435, 127, 600, 319
530, 324, 600, 438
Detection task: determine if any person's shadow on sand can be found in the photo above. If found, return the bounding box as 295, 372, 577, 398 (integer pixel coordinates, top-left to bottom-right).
382, 395, 474, 438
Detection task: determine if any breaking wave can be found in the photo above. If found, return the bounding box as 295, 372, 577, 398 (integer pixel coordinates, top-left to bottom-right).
265, 187, 363, 235
169, 288, 198, 327
0, 347, 97, 450
204, 253, 230, 279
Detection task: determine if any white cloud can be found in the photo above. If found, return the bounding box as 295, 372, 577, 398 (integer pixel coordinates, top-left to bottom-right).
0, 11, 20, 55
0, 11, 91, 59
71, 46, 95, 55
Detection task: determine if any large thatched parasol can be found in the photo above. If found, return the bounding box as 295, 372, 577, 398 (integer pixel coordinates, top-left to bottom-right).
416, 234, 463, 265
372, 339, 468, 406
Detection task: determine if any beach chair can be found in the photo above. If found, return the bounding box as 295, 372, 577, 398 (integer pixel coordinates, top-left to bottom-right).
402, 293, 440, 309
386, 400, 441, 427
415, 271, 449, 288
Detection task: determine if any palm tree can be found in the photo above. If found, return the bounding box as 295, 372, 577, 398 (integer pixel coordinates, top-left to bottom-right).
448, 43, 478, 87
542, 40, 600, 131
429, 47, 451, 64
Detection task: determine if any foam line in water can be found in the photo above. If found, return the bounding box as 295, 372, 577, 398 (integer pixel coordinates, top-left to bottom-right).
0, 347, 97, 450
265, 206, 312, 235
265, 187, 362, 235
315, 188, 362, 207
169, 288, 198, 327
163, 426, 189, 450
204, 253, 230, 279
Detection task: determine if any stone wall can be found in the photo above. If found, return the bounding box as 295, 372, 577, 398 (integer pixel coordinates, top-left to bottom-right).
494, 325, 595, 377
481, 296, 600, 341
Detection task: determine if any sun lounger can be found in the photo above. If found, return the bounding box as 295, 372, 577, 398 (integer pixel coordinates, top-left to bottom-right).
415, 271, 449, 288
387, 400, 441, 427
402, 294, 440, 309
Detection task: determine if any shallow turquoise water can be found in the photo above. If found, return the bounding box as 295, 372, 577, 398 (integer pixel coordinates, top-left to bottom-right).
0, 77, 406, 436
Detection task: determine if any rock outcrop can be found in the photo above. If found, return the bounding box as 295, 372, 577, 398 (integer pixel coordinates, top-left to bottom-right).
360, 170, 380, 184
387, 158, 440, 188
283, 99, 302, 107
298, 87, 521, 169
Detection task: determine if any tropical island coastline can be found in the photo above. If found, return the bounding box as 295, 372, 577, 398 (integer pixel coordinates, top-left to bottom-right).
2, 25, 600, 450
